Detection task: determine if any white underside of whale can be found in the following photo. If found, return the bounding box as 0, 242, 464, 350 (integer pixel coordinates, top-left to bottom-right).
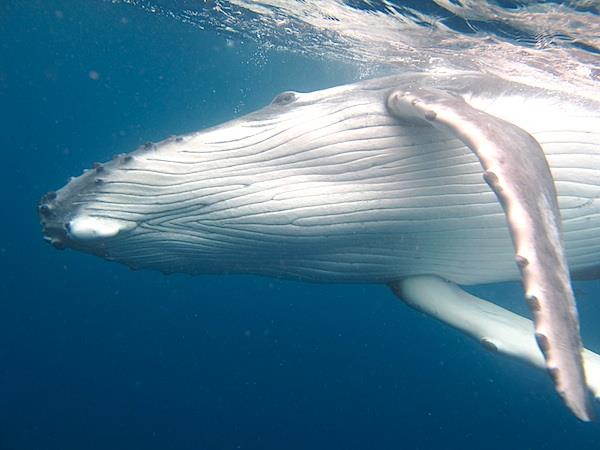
44, 72, 600, 420
78, 88, 600, 285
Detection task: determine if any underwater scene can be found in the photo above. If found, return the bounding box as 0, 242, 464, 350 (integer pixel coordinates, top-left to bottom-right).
2, 1, 600, 448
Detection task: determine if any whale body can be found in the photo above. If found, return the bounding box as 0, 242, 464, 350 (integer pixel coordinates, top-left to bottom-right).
38, 72, 600, 420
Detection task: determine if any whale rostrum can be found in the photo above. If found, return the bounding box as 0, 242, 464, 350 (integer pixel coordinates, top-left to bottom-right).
38, 72, 600, 420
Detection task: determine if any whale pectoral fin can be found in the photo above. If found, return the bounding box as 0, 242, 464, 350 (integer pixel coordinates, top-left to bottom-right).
388, 275, 600, 402
387, 88, 595, 421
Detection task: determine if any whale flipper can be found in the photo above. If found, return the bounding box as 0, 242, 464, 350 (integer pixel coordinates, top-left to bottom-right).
387, 88, 595, 421
388, 275, 600, 402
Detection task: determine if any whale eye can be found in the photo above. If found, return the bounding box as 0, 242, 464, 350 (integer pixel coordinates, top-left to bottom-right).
271, 91, 297, 105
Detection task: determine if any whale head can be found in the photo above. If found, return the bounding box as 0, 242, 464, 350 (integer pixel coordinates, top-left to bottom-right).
37, 82, 395, 276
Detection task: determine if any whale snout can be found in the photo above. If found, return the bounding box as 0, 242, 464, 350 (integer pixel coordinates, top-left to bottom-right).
38, 156, 138, 255
39, 188, 137, 256
38, 190, 69, 250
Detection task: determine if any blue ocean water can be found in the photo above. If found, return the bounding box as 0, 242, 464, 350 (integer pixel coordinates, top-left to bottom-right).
1, 1, 600, 449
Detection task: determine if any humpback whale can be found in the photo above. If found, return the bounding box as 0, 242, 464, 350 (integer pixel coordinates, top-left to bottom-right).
38, 72, 600, 420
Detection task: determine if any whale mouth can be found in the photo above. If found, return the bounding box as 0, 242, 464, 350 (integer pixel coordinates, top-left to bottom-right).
38, 189, 137, 253
38, 190, 70, 250
37, 145, 142, 253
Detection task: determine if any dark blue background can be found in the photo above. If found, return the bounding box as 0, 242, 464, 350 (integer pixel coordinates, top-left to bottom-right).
2, 1, 600, 449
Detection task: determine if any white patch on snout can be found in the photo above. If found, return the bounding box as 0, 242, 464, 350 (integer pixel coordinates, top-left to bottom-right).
67, 216, 136, 240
